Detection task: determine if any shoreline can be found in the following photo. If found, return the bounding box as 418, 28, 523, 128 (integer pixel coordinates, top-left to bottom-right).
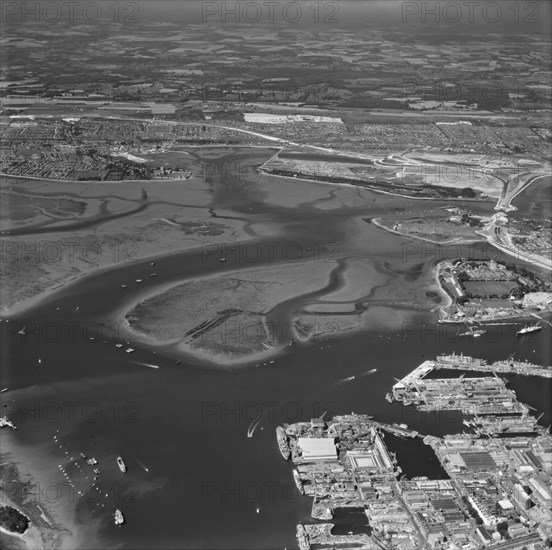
0, 171, 192, 185
258, 168, 494, 203
116, 262, 328, 368
0, 505, 30, 546
371, 217, 483, 246
0, 440, 75, 550
433, 262, 453, 311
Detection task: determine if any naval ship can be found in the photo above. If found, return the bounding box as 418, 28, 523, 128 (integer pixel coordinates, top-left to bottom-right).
276, 426, 291, 460
517, 323, 542, 335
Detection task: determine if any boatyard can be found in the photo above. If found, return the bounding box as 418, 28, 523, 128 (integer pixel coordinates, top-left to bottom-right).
279, 414, 421, 549
280, 354, 552, 550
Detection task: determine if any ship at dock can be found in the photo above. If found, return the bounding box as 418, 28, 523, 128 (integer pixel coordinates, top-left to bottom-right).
293, 468, 304, 495
296, 524, 309, 550
276, 426, 290, 460
436, 352, 487, 367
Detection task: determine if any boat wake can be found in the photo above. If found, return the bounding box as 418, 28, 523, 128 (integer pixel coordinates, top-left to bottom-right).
357, 368, 377, 378
247, 417, 262, 438
133, 455, 150, 473
126, 361, 160, 369
310, 369, 377, 399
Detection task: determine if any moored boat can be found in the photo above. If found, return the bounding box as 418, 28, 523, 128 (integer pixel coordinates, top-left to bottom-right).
114, 509, 124, 526
116, 456, 127, 473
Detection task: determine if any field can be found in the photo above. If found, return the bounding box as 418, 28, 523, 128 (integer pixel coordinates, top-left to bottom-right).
462, 281, 519, 297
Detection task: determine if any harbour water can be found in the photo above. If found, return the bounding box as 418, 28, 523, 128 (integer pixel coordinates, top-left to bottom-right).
1, 162, 551, 548
511, 175, 552, 219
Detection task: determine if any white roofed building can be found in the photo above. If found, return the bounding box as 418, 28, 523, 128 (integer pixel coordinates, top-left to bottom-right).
297, 437, 337, 461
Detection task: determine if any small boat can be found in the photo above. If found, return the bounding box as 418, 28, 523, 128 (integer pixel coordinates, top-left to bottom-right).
149, 273, 157, 277
114, 509, 124, 526
135, 279, 143, 283
116, 456, 127, 473
219, 258, 226, 262
0, 388, 8, 393
115, 343, 124, 348
125, 348, 134, 353
17, 326, 27, 335
121, 285, 127, 289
